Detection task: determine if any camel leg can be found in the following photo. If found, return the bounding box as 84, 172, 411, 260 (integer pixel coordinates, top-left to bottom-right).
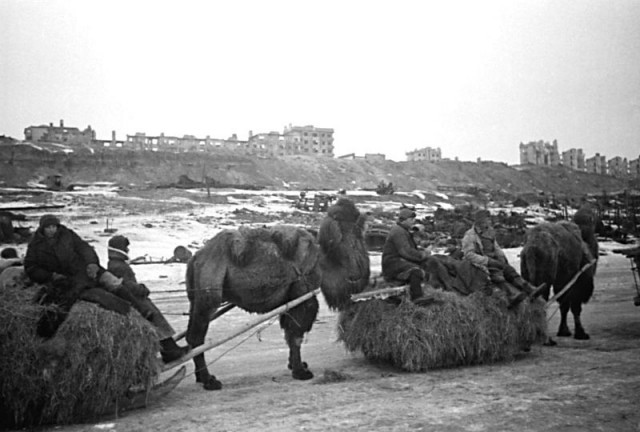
280, 295, 319, 380
571, 302, 590, 340
186, 300, 222, 391
557, 300, 572, 337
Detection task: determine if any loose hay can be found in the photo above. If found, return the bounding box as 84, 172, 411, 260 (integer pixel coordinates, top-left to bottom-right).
338, 289, 547, 372
0, 282, 160, 428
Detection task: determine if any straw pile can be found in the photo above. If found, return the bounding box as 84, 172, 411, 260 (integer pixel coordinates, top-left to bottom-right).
0, 281, 160, 428
338, 288, 547, 372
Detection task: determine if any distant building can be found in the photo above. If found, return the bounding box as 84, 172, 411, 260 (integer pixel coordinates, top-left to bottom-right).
519, 139, 560, 166
406, 147, 441, 162
337, 152, 385, 162
629, 155, 640, 178
607, 156, 628, 178
585, 153, 607, 175
246, 131, 284, 157
561, 148, 585, 171
24, 120, 95, 146
245, 125, 335, 158
124, 132, 247, 153
282, 125, 334, 157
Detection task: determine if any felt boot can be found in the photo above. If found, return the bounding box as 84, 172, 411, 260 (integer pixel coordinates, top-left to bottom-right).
160, 337, 190, 363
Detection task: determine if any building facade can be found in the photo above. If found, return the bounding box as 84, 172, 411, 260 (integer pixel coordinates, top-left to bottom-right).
406, 147, 442, 162
607, 156, 628, 178
519, 139, 560, 166
24, 120, 95, 146
561, 148, 585, 171
629, 155, 640, 178
282, 125, 334, 157
585, 153, 607, 175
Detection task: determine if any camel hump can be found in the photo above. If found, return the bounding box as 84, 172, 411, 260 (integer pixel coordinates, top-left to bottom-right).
227, 225, 314, 267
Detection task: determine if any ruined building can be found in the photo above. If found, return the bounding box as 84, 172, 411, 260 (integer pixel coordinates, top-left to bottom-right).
24, 120, 95, 146
246, 125, 335, 158
519, 140, 560, 166
607, 156, 628, 177
406, 147, 442, 162
585, 153, 607, 175
561, 148, 585, 171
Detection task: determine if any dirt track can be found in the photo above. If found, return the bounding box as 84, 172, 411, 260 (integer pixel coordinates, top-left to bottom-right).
52, 243, 640, 432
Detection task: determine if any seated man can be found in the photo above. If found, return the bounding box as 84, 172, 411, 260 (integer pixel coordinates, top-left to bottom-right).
25, 214, 131, 336
382, 208, 432, 304
461, 209, 544, 308
108, 235, 189, 363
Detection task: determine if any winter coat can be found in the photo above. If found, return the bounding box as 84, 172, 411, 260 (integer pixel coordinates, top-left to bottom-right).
107, 248, 137, 285
107, 248, 175, 339
25, 224, 99, 284
461, 225, 507, 274
382, 223, 426, 281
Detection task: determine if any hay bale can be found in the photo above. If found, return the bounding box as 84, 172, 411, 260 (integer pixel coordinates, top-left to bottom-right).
0, 282, 160, 428
338, 289, 547, 372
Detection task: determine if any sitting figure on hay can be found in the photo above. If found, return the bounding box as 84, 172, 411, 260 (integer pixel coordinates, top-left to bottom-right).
25, 215, 129, 336
381, 208, 434, 305
24, 215, 186, 361
107, 235, 190, 362
461, 209, 544, 308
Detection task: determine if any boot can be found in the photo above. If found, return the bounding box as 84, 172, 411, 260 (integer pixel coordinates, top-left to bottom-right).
408, 272, 431, 305
512, 277, 534, 295
530, 283, 548, 300
160, 337, 190, 363
498, 282, 527, 309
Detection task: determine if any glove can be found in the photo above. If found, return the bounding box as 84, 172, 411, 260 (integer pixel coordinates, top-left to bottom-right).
131, 282, 150, 298
487, 258, 504, 269
86, 263, 100, 280
420, 250, 431, 261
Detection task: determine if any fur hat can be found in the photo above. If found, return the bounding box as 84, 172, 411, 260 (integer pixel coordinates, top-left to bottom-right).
39, 214, 60, 228
474, 209, 491, 223
108, 235, 130, 252
398, 208, 416, 221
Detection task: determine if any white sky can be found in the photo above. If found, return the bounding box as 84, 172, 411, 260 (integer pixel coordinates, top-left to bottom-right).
1, 0, 639, 164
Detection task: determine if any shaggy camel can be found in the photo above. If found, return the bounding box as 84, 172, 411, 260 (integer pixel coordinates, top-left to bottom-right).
185, 198, 370, 390
520, 216, 598, 340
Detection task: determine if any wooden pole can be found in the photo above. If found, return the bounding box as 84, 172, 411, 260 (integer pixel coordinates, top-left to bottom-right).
173, 302, 236, 341
162, 288, 321, 372
545, 260, 596, 308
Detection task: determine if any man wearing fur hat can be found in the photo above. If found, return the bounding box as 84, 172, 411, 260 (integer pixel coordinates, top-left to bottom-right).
461, 209, 543, 308
382, 208, 432, 304
25, 215, 130, 335
108, 235, 189, 362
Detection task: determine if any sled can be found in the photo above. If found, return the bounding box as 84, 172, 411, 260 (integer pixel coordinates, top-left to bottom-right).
350, 285, 409, 302
103, 366, 186, 416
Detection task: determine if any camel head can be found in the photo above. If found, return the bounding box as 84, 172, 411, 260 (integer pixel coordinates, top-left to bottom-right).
317, 198, 370, 310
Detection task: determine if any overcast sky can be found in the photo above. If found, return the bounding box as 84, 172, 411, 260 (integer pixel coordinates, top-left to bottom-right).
1, 0, 639, 164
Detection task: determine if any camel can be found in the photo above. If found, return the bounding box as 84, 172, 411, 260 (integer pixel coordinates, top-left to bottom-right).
520, 213, 598, 340
185, 198, 370, 390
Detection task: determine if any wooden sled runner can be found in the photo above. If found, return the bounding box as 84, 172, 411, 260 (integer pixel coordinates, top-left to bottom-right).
103, 366, 186, 416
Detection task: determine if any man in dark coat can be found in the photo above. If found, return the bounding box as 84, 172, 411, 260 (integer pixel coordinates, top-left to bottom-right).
107, 235, 189, 362
382, 208, 432, 304
25, 214, 131, 336
25, 214, 104, 303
